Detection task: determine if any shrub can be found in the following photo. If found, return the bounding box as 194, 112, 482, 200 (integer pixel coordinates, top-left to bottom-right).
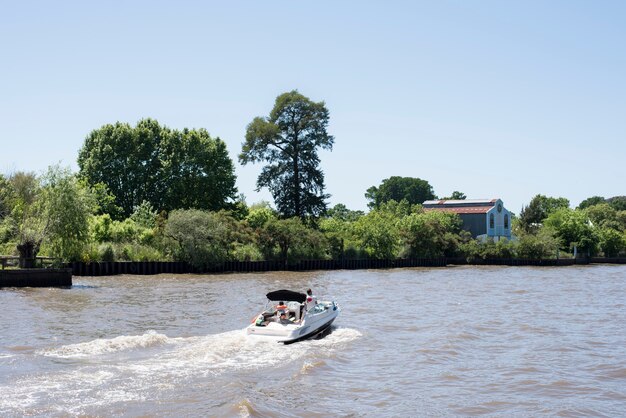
99, 244, 115, 262
232, 243, 264, 261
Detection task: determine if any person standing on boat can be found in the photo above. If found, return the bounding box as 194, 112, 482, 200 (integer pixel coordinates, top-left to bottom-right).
305, 288, 316, 311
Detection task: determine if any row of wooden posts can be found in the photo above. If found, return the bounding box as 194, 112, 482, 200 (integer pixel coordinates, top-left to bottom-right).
65, 257, 626, 276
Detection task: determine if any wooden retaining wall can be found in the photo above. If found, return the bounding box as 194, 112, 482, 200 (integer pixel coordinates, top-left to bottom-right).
0, 268, 72, 288
447, 257, 579, 266
65, 256, 626, 277
68, 259, 449, 276
69, 261, 190, 276
590, 257, 626, 264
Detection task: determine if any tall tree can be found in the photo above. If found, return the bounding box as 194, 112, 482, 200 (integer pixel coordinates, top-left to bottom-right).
240, 90, 334, 219
519, 194, 570, 233
78, 119, 237, 218
40, 166, 96, 261
365, 176, 435, 209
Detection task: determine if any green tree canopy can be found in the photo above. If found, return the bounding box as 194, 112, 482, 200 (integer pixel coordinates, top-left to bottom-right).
78, 118, 237, 218
40, 166, 96, 261
398, 210, 463, 258
544, 208, 599, 255
258, 217, 327, 263
7, 167, 95, 263
442, 191, 467, 200
0, 174, 15, 220
607, 196, 626, 211
516, 229, 560, 259
353, 210, 400, 259
598, 227, 626, 257
584, 203, 623, 231
577, 196, 605, 210
245, 204, 277, 230
519, 194, 570, 233
365, 176, 435, 209
164, 209, 247, 267
240, 90, 334, 219
326, 203, 364, 222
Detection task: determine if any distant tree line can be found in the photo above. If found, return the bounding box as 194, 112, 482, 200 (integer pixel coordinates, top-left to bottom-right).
1, 91, 625, 266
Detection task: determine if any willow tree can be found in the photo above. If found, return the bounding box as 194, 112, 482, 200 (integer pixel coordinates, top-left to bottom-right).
240, 91, 334, 219
9, 167, 95, 265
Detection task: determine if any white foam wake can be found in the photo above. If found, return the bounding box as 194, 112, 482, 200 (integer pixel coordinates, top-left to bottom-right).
1, 327, 362, 415
40, 330, 176, 358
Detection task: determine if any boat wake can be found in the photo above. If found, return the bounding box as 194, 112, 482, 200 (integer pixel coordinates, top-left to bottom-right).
0, 326, 361, 415
39, 331, 176, 358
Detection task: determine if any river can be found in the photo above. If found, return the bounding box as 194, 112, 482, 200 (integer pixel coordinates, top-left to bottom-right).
1, 265, 625, 417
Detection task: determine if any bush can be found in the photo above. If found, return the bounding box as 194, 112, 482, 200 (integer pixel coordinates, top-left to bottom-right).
461, 238, 517, 261
117, 243, 166, 261
0, 241, 16, 256
164, 209, 242, 267
231, 243, 264, 261
99, 244, 115, 262
517, 230, 559, 259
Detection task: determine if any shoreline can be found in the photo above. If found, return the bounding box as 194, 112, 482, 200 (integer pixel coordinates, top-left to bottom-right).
66, 257, 626, 277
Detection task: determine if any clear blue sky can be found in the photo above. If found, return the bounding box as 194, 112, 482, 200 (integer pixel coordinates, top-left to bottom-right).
2, 1, 625, 214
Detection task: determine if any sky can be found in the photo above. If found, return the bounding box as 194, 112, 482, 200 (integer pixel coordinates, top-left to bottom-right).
1, 1, 625, 215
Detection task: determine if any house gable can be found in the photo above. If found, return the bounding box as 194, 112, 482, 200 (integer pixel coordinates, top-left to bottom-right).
423, 198, 511, 239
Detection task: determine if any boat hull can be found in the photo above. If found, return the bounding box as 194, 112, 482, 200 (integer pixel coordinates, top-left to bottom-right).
247, 301, 340, 344
280, 316, 336, 344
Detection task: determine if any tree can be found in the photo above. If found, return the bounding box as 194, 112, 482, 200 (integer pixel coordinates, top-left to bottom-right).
164, 209, 245, 268
40, 166, 96, 261
515, 229, 559, 259
398, 211, 463, 258
326, 203, 364, 222
245, 203, 277, 229
607, 196, 626, 211
258, 217, 327, 264
443, 191, 467, 200
598, 228, 625, 257
519, 194, 570, 233
544, 208, 599, 256
161, 127, 238, 213
365, 176, 435, 209
577, 196, 605, 210
240, 90, 334, 219
9, 167, 95, 264
78, 119, 237, 218
0, 174, 14, 220
353, 210, 400, 259
9, 171, 43, 266
584, 203, 622, 230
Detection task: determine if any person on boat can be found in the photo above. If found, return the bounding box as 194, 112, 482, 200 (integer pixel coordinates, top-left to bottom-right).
305, 288, 316, 311
275, 301, 288, 319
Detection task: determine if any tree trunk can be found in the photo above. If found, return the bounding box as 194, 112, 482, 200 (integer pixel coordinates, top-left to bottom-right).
17, 241, 39, 268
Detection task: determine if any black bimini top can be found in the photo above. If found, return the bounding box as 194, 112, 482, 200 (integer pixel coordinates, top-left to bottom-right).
266, 289, 307, 303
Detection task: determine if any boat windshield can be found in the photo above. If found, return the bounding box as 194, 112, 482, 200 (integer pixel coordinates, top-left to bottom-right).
311, 304, 326, 314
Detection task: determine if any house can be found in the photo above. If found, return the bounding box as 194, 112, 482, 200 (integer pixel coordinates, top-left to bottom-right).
422, 199, 512, 240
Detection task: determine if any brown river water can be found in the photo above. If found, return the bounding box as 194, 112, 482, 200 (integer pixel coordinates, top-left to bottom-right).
1, 265, 625, 417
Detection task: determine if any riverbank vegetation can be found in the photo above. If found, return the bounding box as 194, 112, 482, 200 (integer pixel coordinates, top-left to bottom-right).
1, 92, 625, 266
1, 166, 625, 266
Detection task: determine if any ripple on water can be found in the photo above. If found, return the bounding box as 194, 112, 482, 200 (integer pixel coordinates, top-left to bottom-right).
1, 266, 625, 416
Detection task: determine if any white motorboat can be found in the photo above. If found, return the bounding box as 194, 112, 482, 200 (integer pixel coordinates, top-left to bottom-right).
246, 289, 340, 344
